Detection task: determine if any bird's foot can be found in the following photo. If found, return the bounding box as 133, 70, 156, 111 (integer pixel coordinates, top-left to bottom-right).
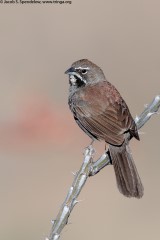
84, 141, 95, 159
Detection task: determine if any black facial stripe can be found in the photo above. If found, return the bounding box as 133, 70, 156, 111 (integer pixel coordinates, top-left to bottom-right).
69, 74, 85, 87
74, 75, 85, 87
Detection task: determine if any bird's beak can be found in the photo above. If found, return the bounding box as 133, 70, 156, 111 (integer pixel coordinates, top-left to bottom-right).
65, 67, 75, 75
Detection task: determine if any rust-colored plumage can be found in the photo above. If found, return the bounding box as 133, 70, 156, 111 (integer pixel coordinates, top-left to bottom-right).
65, 59, 144, 198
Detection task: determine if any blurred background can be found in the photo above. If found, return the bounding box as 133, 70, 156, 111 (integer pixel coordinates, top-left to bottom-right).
0, 1, 160, 240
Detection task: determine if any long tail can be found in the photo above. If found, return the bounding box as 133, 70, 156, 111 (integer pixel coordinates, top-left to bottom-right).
109, 141, 144, 198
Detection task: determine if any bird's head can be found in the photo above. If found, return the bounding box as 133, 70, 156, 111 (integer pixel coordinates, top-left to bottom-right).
65, 59, 106, 90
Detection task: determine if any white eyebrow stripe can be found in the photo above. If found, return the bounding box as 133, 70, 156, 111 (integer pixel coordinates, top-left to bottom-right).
75, 67, 90, 70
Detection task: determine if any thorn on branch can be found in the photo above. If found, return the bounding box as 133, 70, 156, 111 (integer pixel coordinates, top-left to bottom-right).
71, 171, 78, 176
73, 199, 83, 206
67, 222, 72, 225
51, 219, 56, 225
144, 104, 148, 108
73, 199, 79, 206
147, 112, 159, 118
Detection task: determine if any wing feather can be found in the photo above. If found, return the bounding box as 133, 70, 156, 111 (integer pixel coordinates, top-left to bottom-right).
70, 81, 137, 145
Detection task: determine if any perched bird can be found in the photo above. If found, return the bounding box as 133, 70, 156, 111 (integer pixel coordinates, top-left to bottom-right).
65, 59, 144, 198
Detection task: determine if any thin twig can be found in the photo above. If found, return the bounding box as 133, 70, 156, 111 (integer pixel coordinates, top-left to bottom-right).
47, 95, 160, 240
47, 146, 95, 240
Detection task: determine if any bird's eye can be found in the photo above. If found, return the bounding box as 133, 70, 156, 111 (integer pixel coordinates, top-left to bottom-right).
81, 69, 87, 74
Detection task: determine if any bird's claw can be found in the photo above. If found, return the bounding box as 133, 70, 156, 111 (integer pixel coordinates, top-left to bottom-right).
84, 144, 95, 157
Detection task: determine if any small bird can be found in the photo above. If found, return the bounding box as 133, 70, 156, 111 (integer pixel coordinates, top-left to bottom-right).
65, 59, 144, 198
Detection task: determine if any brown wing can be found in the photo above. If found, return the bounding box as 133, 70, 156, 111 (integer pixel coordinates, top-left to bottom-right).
71, 81, 138, 146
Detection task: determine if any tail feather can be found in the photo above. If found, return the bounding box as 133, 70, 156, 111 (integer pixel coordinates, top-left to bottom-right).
109, 142, 144, 198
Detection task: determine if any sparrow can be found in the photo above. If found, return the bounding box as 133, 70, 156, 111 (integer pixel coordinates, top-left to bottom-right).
65, 59, 144, 198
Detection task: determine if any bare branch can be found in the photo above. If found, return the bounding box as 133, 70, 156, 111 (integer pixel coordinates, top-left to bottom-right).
48, 146, 95, 240
47, 95, 160, 240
